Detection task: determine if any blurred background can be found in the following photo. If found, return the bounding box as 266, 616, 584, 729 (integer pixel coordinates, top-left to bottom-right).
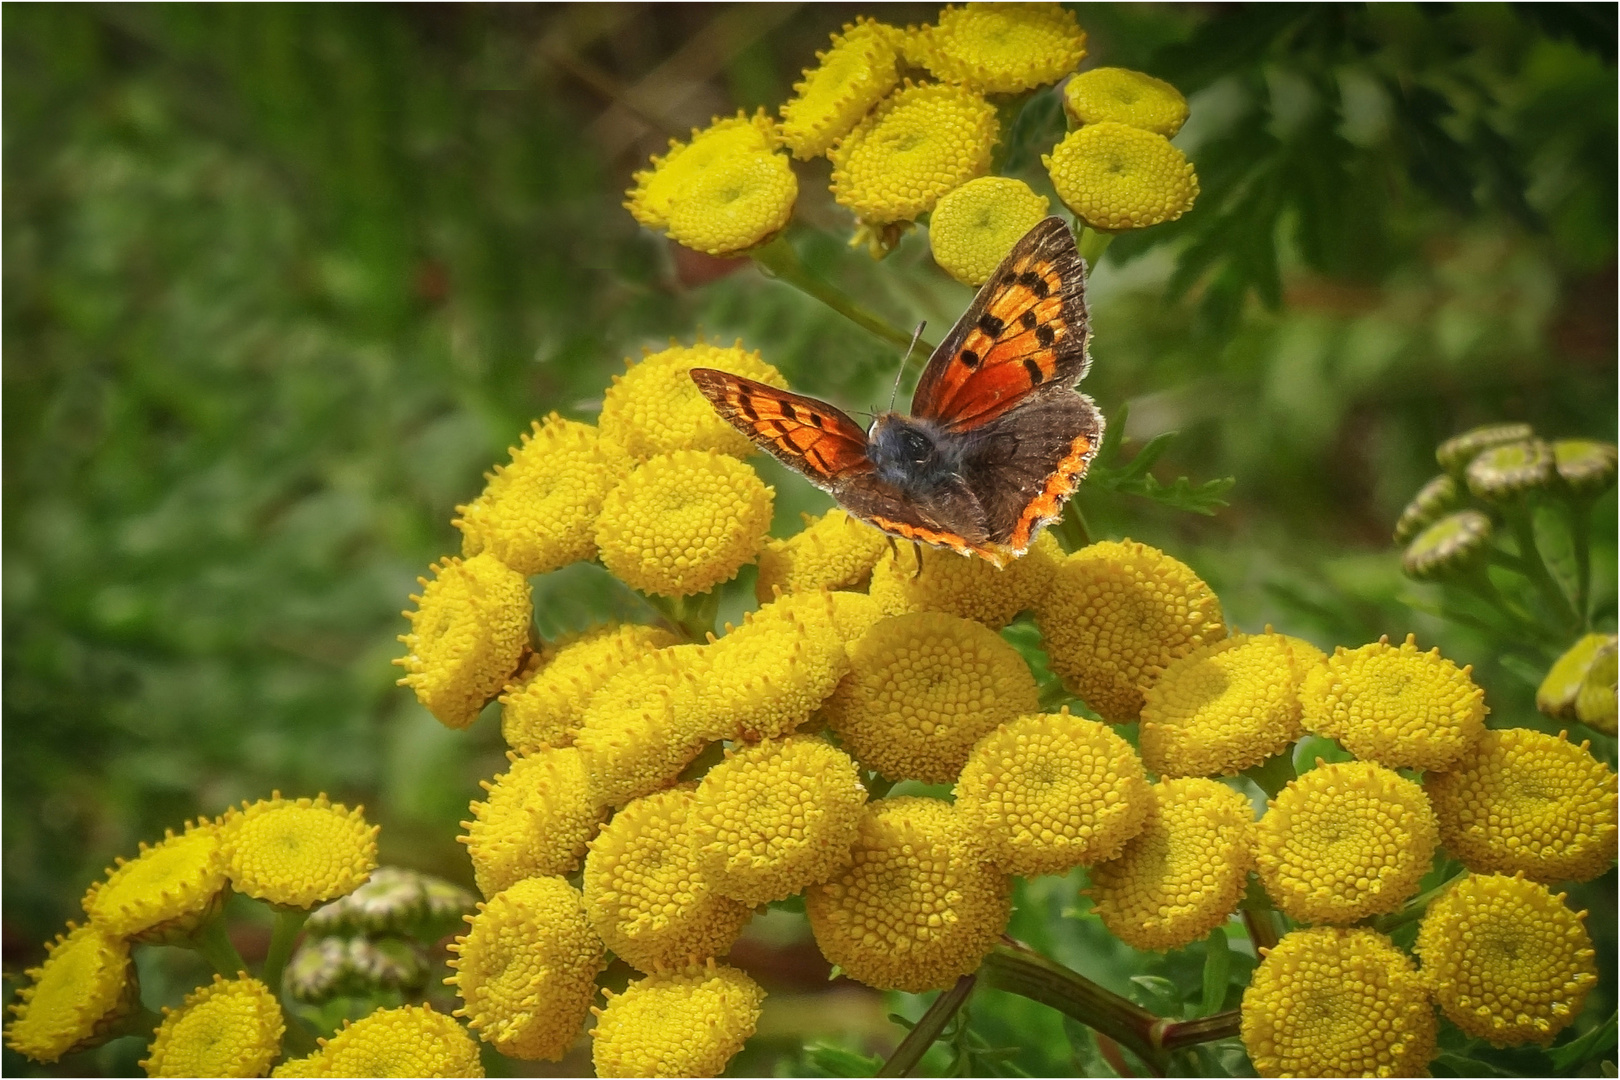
4, 4, 1615, 1076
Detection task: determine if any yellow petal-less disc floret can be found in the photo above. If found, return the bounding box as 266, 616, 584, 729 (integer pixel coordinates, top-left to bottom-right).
270, 1055, 324, 1077
829, 82, 998, 225
1241, 926, 1437, 1078
500, 622, 679, 754
448, 875, 607, 1061
141, 975, 284, 1079
916, 3, 1087, 95
1140, 633, 1306, 778
1255, 761, 1438, 924
1063, 67, 1188, 136
595, 450, 774, 598
5, 924, 134, 1064
461, 746, 606, 898
928, 176, 1052, 286
573, 646, 712, 807
1044, 122, 1199, 232
81, 818, 227, 941
1089, 778, 1255, 952
315, 1004, 483, 1078
824, 612, 1040, 783
583, 787, 753, 972
600, 341, 789, 463
1424, 727, 1617, 883
780, 19, 901, 160
1035, 540, 1226, 722
955, 711, 1151, 876
755, 508, 890, 600
395, 553, 532, 729
868, 531, 1063, 629
626, 110, 780, 230
222, 793, 378, 909
667, 150, 797, 257
699, 609, 850, 742
1415, 873, 1598, 1047
692, 735, 868, 905
591, 961, 766, 1079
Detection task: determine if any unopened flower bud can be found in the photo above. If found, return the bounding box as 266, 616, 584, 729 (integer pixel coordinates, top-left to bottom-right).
1402, 510, 1492, 580
1437, 422, 1533, 473
1465, 440, 1556, 502
1393, 473, 1460, 544
1553, 439, 1618, 497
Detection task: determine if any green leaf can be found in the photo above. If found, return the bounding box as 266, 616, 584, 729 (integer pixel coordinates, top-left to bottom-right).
1113, 473, 1237, 516
802, 1043, 884, 1078
1198, 929, 1232, 1017
1548, 1013, 1619, 1071
1129, 974, 1182, 1014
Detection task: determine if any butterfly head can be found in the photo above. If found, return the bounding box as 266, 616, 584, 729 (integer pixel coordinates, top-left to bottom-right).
867, 413, 961, 492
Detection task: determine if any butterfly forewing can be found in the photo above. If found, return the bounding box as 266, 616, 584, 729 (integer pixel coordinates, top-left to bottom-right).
688, 368, 873, 487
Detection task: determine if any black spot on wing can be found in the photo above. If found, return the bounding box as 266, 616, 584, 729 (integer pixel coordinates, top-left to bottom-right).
1018, 270, 1050, 299
1023, 358, 1044, 385
1036, 324, 1055, 347
782, 402, 799, 421
1020, 310, 1038, 330
739, 397, 759, 421
960, 348, 980, 369
979, 313, 1005, 338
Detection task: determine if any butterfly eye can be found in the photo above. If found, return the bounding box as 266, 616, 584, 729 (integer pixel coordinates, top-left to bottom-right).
901, 429, 932, 460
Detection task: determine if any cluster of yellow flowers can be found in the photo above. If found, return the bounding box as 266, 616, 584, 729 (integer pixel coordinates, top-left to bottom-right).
625, 3, 1198, 276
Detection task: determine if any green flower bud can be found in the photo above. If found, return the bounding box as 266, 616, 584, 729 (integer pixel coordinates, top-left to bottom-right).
1553, 439, 1618, 497
1436, 422, 1533, 474
1577, 640, 1617, 736
1402, 510, 1493, 581
306, 866, 476, 937
1393, 474, 1460, 544
1464, 440, 1556, 502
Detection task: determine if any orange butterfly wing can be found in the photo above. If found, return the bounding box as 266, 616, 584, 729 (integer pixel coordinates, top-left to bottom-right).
688, 368, 874, 486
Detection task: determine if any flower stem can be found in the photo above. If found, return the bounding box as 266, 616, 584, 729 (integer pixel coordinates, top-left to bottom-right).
643, 589, 720, 642
192, 917, 249, 978
1242, 906, 1280, 955
1504, 503, 1580, 631
750, 235, 927, 354
262, 909, 309, 998
1565, 496, 1594, 627
1153, 1010, 1243, 1052
1078, 226, 1114, 266
876, 974, 977, 1078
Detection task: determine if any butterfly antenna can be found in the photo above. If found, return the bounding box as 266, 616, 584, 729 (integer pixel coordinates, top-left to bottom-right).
887, 321, 928, 413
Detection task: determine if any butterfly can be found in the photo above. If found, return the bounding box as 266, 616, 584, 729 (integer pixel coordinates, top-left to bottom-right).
690, 216, 1103, 568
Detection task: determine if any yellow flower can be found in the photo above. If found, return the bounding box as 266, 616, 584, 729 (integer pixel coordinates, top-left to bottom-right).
499, 622, 679, 754
461, 746, 606, 898
829, 81, 998, 226
1034, 539, 1227, 722
1255, 761, 1438, 924
395, 552, 532, 730
599, 340, 789, 462
448, 875, 607, 1061
626, 110, 779, 230
928, 176, 1052, 286
5, 924, 134, 1064
1536, 632, 1617, 728
1044, 122, 1199, 231
572, 645, 712, 807
955, 711, 1151, 876
455, 414, 630, 577
755, 508, 889, 600
779, 19, 902, 160
591, 961, 765, 1079
666, 150, 797, 256
1241, 927, 1436, 1078
583, 787, 753, 972
316, 1004, 483, 1078
270, 1055, 324, 1077
868, 530, 1063, 629
1301, 634, 1486, 771
594, 450, 774, 598
1415, 873, 1598, 1046
1062, 67, 1188, 136
141, 975, 284, 1079
1089, 778, 1255, 952
692, 735, 868, 905
1139, 633, 1306, 778
915, 4, 1087, 95
753, 585, 889, 649
698, 608, 849, 742
81, 818, 226, 941
222, 793, 378, 909
1424, 727, 1617, 883
823, 612, 1039, 783
807, 797, 1010, 992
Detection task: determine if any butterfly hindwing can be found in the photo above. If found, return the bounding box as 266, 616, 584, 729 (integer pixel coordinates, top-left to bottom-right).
688, 368, 873, 487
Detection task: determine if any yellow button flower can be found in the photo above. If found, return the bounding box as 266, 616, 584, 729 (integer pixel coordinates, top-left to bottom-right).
1089, 778, 1255, 952
1241, 927, 1436, 1078
395, 552, 533, 729
955, 711, 1151, 876
755, 508, 890, 600
572, 645, 712, 807
1415, 873, 1598, 1046
626, 110, 780, 230
754, 586, 889, 650
1034, 539, 1226, 722
141, 975, 284, 1079
868, 531, 1063, 629
1044, 122, 1199, 231
448, 875, 607, 1061
81, 817, 226, 941
666, 149, 797, 257
461, 746, 606, 898
601, 341, 788, 462
915, 3, 1087, 95
221, 793, 378, 909
1139, 632, 1306, 778
595, 450, 773, 598
928, 176, 1051, 286
699, 608, 850, 742
1063, 67, 1188, 136
823, 611, 1039, 784
583, 787, 753, 972
692, 735, 868, 905
5, 924, 134, 1064
499, 622, 679, 754
780, 18, 901, 160
1537, 632, 1617, 727
591, 961, 765, 1079
807, 797, 1010, 992
1424, 727, 1617, 883
270, 1056, 323, 1077
830, 81, 998, 225
1255, 761, 1438, 924
316, 1004, 483, 1078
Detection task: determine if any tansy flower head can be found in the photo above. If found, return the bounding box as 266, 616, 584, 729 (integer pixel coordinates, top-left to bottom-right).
626, 110, 779, 230
1089, 778, 1254, 952
1539, 632, 1619, 736
780, 18, 901, 160
1301, 634, 1486, 771
806, 797, 1010, 992
955, 711, 1151, 876
81, 817, 226, 942
869, 530, 1063, 629
461, 746, 606, 898
666, 149, 797, 256
829, 81, 998, 226
599, 341, 788, 462
1035, 539, 1226, 722
1577, 641, 1618, 734
395, 552, 532, 729
1256, 761, 1438, 924
1416, 873, 1598, 1046
1044, 122, 1199, 232
594, 450, 774, 598
582, 786, 753, 972
270, 1056, 324, 1077
928, 176, 1051, 286
1393, 472, 1460, 544
315, 1004, 483, 1078
1424, 727, 1617, 883
915, 3, 1087, 95
5, 924, 134, 1064
1437, 421, 1533, 473
1063, 67, 1188, 136
1241, 927, 1436, 1078
1553, 438, 1617, 495
573, 645, 712, 807
500, 622, 678, 754
754, 586, 890, 651
1465, 438, 1557, 502
698, 609, 849, 741
755, 508, 889, 600
823, 611, 1039, 783
448, 875, 607, 1061
221, 793, 378, 909
1140, 632, 1306, 778
692, 735, 867, 905
1403, 509, 1494, 580
140, 974, 283, 1079
591, 960, 765, 1079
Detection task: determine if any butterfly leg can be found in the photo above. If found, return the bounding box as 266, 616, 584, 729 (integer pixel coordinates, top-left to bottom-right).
910, 541, 925, 581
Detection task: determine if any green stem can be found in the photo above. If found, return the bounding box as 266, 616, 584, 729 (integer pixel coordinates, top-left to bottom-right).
643, 589, 720, 643
1056, 498, 1092, 553
1242, 906, 1280, 955
1453, 565, 1553, 641
192, 917, 249, 978
1078, 226, 1115, 266
1504, 504, 1580, 631
1566, 496, 1593, 627
262, 909, 309, 998
1154, 1010, 1243, 1053
750, 235, 927, 354
876, 974, 977, 1078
